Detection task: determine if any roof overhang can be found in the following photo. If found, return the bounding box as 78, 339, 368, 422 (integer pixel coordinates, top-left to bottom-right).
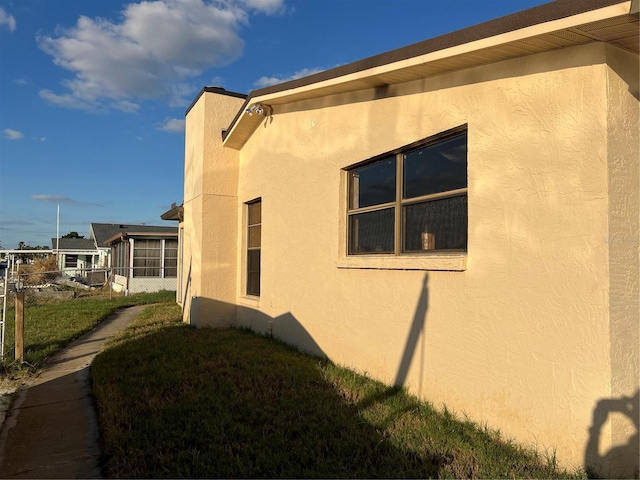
105, 232, 178, 246
161, 204, 184, 222
223, 0, 637, 150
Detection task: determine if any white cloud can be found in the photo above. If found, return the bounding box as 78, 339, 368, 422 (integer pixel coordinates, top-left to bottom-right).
240, 0, 285, 15
0, 7, 16, 32
14, 78, 29, 86
31, 195, 76, 204
38, 0, 285, 112
156, 117, 185, 133
112, 99, 140, 113
39, 89, 99, 112
209, 75, 225, 87
3, 129, 24, 140
169, 82, 199, 107
31, 194, 101, 206
254, 67, 324, 88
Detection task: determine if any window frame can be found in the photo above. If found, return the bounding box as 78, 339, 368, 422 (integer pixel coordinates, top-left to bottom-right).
246, 198, 262, 297
131, 238, 178, 278
132, 238, 162, 277
342, 126, 468, 268
163, 238, 178, 278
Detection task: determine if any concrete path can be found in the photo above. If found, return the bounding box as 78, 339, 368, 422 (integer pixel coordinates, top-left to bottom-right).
0, 305, 146, 479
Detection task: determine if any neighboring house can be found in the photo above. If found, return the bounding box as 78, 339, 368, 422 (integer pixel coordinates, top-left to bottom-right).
51, 237, 101, 276
89, 222, 178, 269
105, 228, 178, 294
173, 0, 638, 477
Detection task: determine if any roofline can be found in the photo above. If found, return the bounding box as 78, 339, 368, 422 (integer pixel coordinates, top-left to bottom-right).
185, 86, 247, 116
125, 232, 178, 237
222, 0, 631, 145
105, 232, 178, 245
251, 0, 624, 99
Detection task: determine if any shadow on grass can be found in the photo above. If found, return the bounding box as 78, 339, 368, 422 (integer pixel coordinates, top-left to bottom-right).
92, 322, 449, 479
90, 287, 581, 479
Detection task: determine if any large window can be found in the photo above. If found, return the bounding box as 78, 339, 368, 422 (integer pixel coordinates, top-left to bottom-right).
347, 128, 467, 255
246, 199, 261, 296
133, 239, 161, 277
132, 238, 178, 278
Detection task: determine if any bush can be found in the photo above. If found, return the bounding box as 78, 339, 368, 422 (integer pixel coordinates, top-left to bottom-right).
22, 255, 60, 285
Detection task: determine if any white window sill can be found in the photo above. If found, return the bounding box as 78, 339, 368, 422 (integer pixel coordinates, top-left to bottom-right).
336, 253, 467, 271
238, 295, 260, 307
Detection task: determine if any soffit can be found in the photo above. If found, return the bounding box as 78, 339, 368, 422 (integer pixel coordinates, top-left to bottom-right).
224, 4, 638, 150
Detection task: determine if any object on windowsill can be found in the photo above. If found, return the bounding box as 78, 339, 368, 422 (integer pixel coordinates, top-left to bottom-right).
422, 232, 435, 250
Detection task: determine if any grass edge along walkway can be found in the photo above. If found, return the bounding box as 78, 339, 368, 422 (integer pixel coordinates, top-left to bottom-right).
92, 304, 587, 479
1, 290, 176, 387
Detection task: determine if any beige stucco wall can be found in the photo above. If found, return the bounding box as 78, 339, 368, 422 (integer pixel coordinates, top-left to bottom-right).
603, 44, 639, 478
221, 42, 639, 473
182, 91, 245, 326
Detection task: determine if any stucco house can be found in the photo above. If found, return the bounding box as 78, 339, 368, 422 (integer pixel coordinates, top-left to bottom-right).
173, 0, 638, 476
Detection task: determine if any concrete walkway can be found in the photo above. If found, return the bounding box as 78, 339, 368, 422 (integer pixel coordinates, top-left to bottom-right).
0, 305, 146, 479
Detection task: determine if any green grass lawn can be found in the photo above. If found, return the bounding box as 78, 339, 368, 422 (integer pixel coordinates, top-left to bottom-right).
92, 305, 586, 479
1, 290, 175, 383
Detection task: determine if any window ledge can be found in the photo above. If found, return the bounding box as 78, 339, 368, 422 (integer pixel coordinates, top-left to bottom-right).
336, 253, 467, 271
238, 295, 260, 307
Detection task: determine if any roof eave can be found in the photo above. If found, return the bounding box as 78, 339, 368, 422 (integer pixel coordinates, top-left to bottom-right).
222, 0, 635, 150
161, 205, 184, 222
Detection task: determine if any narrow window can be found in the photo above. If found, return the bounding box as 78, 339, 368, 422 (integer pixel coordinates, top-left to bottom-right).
347, 127, 467, 255
247, 199, 261, 296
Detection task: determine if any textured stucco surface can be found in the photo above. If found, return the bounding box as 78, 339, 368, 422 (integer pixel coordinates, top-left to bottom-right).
235, 43, 625, 470
603, 44, 639, 478
183, 41, 639, 474
182, 92, 244, 326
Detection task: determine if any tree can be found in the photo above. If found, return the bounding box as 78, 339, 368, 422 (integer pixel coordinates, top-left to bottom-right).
62, 231, 85, 239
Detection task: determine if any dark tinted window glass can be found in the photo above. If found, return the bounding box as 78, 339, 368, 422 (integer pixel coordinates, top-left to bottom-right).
247, 249, 261, 296
403, 133, 467, 199
349, 156, 396, 209
404, 195, 467, 251
248, 225, 261, 248
248, 201, 261, 225
247, 199, 261, 296
348, 207, 395, 254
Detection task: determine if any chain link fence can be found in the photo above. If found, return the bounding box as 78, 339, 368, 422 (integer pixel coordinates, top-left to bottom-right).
1, 265, 177, 363
11, 266, 177, 301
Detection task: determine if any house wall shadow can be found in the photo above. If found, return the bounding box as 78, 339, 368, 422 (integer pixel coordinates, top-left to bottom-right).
85, 300, 454, 478
584, 389, 639, 478
395, 273, 429, 392
193, 296, 325, 359
192, 272, 430, 380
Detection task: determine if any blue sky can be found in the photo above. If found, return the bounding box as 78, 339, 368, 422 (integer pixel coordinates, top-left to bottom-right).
0, 0, 548, 249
